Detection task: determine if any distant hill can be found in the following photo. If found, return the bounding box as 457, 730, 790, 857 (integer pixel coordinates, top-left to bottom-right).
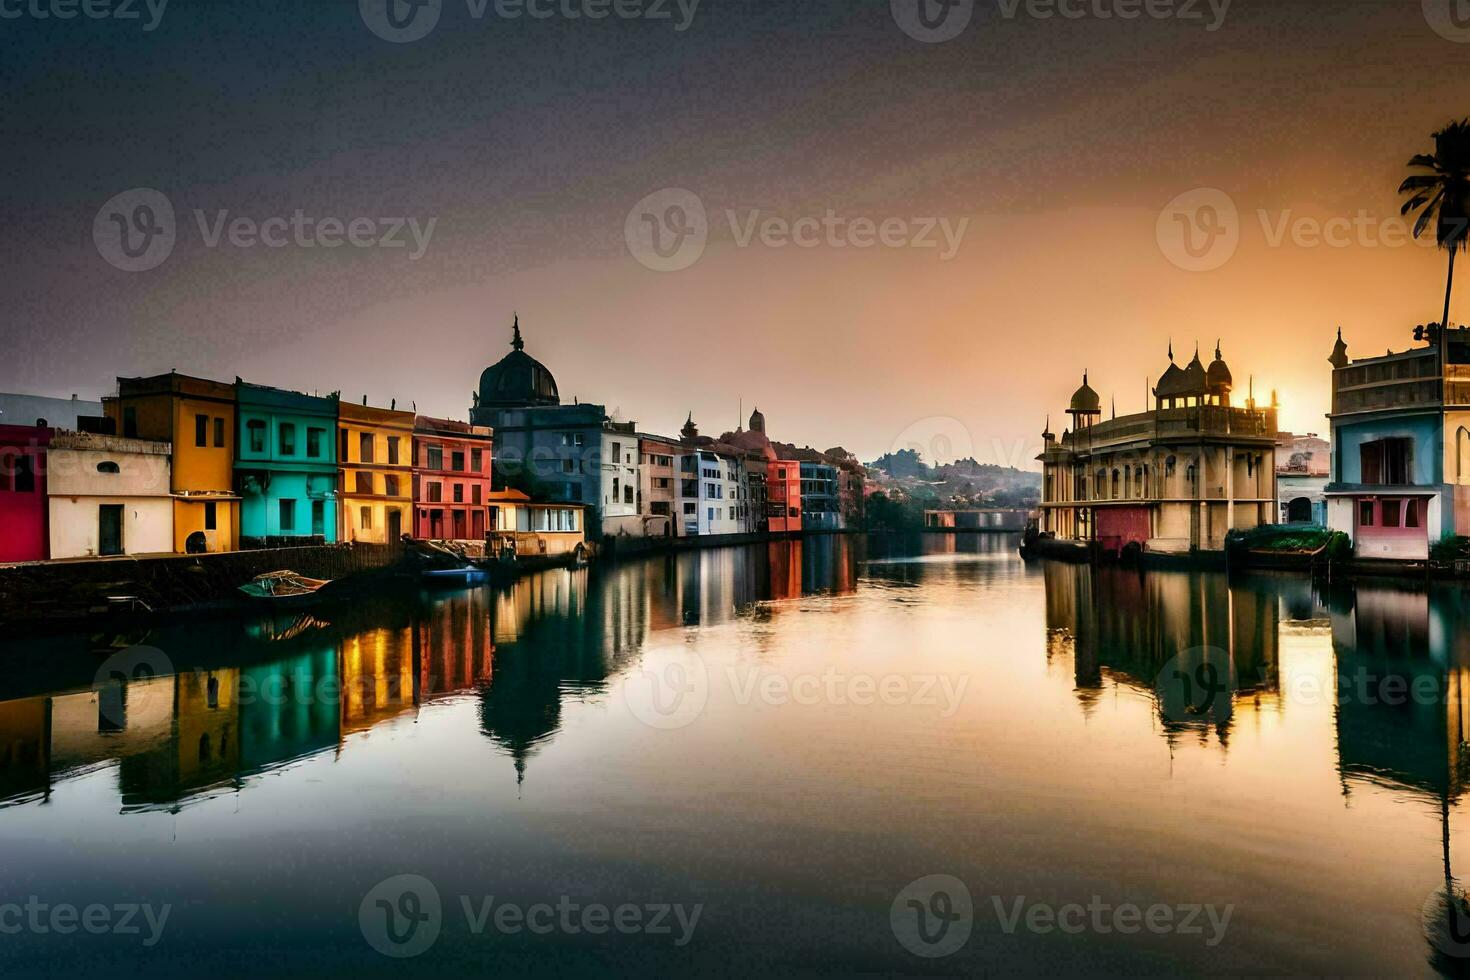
865, 451, 1040, 510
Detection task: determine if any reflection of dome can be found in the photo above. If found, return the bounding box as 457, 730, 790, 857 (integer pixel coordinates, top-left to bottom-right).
1068, 373, 1101, 414
477, 316, 559, 409
1206, 342, 1232, 393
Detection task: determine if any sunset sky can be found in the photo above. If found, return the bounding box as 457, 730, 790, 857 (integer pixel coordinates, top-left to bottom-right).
4, 0, 1468, 467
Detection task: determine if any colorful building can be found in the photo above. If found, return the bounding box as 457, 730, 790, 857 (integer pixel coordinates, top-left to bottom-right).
1037, 345, 1279, 555
235, 381, 339, 544
0, 392, 102, 430
1324, 327, 1470, 560
676, 441, 748, 537
412, 415, 493, 541
105, 372, 241, 553
767, 458, 802, 533
338, 400, 414, 544
0, 425, 49, 563
486, 488, 586, 558
799, 462, 842, 530
1276, 431, 1330, 525
47, 431, 173, 558
638, 434, 681, 538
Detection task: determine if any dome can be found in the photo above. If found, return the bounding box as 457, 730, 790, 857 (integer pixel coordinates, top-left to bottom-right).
1156, 360, 1187, 398
476, 317, 560, 410
749, 406, 766, 434
1181, 349, 1207, 392
1068, 372, 1101, 415
1206, 342, 1232, 392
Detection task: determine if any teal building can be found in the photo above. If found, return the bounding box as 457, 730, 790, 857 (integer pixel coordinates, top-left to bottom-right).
234, 381, 339, 543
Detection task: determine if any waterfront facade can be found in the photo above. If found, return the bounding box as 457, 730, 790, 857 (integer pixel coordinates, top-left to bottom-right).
0, 425, 49, 562
800, 462, 842, 530
338, 401, 414, 544
486, 488, 586, 557
1038, 346, 1279, 554
47, 431, 172, 558
105, 372, 241, 554
412, 416, 493, 541
1324, 328, 1470, 560
1276, 431, 1330, 525
638, 434, 681, 538
677, 448, 747, 536
767, 458, 802, 533
235, 381, 339, 544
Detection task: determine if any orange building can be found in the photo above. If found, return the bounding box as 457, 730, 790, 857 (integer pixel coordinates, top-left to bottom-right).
338, 401, 415, 544
767, 458, 802, 533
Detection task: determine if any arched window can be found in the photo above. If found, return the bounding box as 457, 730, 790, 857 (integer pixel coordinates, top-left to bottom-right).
96, 461, 120, 474
1123, 466, 1131, 498
1458, 427, 1470, 483
1111, 470, 1120, 498
1165, 456, 1176, 478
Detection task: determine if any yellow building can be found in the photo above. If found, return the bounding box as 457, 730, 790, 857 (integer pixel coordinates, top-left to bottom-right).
338, 401, 414, 544
1038, 345, 1278, 555
105, 373, 241, 553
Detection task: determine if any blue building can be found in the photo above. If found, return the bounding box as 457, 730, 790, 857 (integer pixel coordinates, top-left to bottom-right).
800, 462, 842, 531
234, 381, 339, 544
1324, 328, 1470, 560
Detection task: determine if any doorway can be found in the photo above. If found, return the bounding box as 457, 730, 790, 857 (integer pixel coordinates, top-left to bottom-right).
1286, 497, 1313, 523
387, 509, 402, 542
99, 505, 124, 556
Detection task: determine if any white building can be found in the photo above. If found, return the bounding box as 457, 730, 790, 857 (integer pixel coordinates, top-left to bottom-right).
600, 426, 642, 537
47, 431, 173, 558
0, 392, 103, 430
676, 449, 749, 537
1276, 431, 1330, 525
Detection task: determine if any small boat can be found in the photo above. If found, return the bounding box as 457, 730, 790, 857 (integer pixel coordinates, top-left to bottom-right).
238, 570, 333, 600
422, 566, 489, 585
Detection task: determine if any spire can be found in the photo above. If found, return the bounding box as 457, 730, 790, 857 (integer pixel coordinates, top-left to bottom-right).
1215, 339, 1222, 360
1168, 340, 1174, 363
1111, 396, 1116, 420
1329, 326, 1349, 369
511, 313, 524, 351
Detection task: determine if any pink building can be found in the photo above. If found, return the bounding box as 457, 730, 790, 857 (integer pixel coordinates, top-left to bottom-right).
412, 416, 493, 541
0, 425, 49, 563
767, 458, 802, 533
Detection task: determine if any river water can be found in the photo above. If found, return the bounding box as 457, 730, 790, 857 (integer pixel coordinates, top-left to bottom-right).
2, 534, 1469, 976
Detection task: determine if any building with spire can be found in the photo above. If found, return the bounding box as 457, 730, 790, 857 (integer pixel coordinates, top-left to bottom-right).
1037, 343, 1278, 556
469, 316, 640, 538
1323, 324, 1470, 559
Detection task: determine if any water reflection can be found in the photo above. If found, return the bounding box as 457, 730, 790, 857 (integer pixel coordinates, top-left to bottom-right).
0, 536, 866, 811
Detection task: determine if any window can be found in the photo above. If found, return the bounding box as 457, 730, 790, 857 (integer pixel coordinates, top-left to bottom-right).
651, 501, 670, 516
278, 423, 296, 455
388, 437, 399, 465
360, 433, 374, 463
453, 483, 464, 503
123, 406, 137, 438
429, 482, 442, 503
1382, 499, 1401, 528
653, 477, 671, 489
612, 477, 620, 501
471, 448, 483, 472
1165, 456, 1176, 477
13, 455, 34, 493
682, 479, 698, 497
451, 451, 465, 471
427, 446, 443, 470
311, 500, 324, 536
1406, 499, 1421, 528
624, 485, 633, 504
214, 417, 225, 447
472, 484, 482, 505
360, 506, 373, 530
247, 420, 266, 453
384, 475, 399, 497
562, 459, 575, 473
96, 461, 120, 474
708, 507, 715, 522
683, 502, 696, 515
356, 472, 373, 494
1361, 438, 1412, 485
279, 499, 296, 531
205, 501, 217, 530
195, 413, 208, 447
307, 427, 324, 458
340, 428, 350, 461
567, 483, 583, 502
1358, 501, 1374, 527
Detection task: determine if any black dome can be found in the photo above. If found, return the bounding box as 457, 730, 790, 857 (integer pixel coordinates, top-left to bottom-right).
477, 318, 560, 409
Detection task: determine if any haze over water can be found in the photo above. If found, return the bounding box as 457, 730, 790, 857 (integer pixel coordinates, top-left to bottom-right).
1, 535, 1467, 975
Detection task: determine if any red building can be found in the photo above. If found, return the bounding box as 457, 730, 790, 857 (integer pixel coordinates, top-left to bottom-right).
0, 425, 50, 562
412, 416, 493, 541
767, 458, 802, 533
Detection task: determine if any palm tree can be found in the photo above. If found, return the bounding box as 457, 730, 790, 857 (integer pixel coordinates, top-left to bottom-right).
1400, 120, 1470, 373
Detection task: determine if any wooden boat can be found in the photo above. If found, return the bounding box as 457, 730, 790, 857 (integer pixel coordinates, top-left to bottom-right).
238, 570, 333, 600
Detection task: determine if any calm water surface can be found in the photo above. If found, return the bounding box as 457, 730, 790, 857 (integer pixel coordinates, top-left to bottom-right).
3, 534, 1470, 976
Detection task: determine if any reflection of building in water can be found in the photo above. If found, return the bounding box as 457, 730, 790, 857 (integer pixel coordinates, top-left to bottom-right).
239, 649, 340, 774
767, 539, 803, 602
0, 696, 48, 804
416, 589, 495, 698
1043, 563, 1281, 737
1330, 584, 1470, 799
340, 626, 416, 736
119, 668, 240, 809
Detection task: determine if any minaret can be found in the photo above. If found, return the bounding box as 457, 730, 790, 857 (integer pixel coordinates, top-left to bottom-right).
680, 412, 699, 443
1328, 327, 1349, 369
511, 313, 524, 351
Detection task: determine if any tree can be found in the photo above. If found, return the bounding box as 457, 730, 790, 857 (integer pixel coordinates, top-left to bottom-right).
1400, 120, 1470, 373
